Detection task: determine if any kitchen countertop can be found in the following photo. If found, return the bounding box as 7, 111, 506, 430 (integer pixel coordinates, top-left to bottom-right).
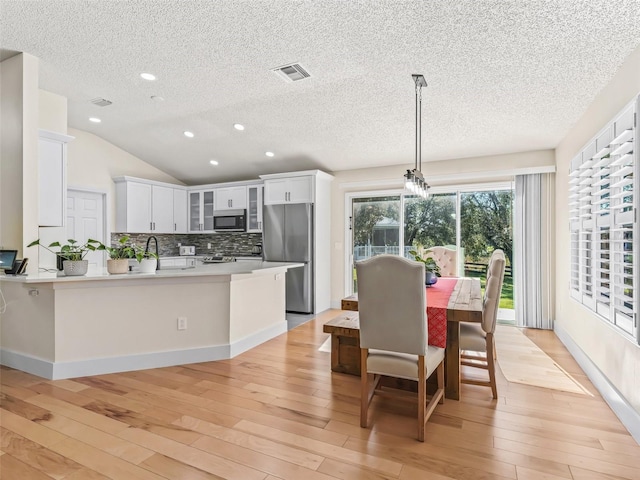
0, 260, 302, 284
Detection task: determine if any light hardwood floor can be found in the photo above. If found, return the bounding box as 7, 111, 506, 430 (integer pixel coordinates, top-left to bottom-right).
1, 310, 639, 479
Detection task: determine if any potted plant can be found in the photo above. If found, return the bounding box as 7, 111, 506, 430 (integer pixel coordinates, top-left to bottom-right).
97, 237, 159, 274
28, 238, 101, 276
409, 248, 441, 286
98, 236, 136, 274
121, 242, 159, 273
135, 248, 159, 273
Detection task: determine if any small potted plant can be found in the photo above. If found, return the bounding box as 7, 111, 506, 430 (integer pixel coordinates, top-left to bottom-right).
28, 238, 101, 276
409, 248, 441, 286
127, 243, 159, 273
98, 236, 135, 274
137, 250, 159, 273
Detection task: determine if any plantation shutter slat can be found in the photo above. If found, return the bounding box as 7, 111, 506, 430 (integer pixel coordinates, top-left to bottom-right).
568, 96, 638, 342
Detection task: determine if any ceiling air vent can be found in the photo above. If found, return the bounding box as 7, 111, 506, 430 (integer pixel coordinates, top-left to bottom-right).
272, 63, 311, 82
90, 97, 112, 107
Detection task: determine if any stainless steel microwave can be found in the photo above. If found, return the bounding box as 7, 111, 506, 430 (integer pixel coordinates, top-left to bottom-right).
213, 209, 246, 231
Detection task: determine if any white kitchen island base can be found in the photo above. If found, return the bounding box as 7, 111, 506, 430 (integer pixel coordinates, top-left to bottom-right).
0, 261, 300, 379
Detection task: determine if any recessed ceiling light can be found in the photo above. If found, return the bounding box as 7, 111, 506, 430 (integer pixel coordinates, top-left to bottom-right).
150, 95, 164, 102
233, 123, 245, 131
140, 72, 156, 81
265, 151, 275, 157
89, 117, 101, 123
209, 160, 219, 166
184, 131, 194, 138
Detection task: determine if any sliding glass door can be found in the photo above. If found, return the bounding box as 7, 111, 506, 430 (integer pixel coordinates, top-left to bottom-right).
348, 186, 514, 312
404, 193, 457, 258
351, 196, 401, 292
460, 190, 514, 312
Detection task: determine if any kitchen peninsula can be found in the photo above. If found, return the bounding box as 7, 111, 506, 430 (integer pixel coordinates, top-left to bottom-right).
0, 261, 301, 380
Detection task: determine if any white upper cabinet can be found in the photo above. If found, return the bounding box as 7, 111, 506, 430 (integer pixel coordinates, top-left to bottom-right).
151, 185, 174, 233
263, 175, 313, 205
114, 177, 187, 233
246, 184, 263, 232
214, 186, 247, 210
173, 188, 188, 233
123, 181, 152, 232
188, 189, 215, 232
38, 130, 74, 227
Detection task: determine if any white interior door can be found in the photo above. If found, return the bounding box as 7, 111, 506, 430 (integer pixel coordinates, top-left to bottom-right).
67, 189, 106, 269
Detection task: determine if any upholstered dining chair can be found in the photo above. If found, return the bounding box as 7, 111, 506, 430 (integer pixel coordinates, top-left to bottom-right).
459, 249, 506, 398
425, 246, 458, 277
356, 254, 445, 441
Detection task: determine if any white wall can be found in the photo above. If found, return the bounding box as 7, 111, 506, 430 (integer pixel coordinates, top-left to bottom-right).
555, 45, 640, 415
39, 90, 67, 134
0, 53, 40, 271
66, 128, 183, 231
329, 149, 555, 305
33, 90, 181, 268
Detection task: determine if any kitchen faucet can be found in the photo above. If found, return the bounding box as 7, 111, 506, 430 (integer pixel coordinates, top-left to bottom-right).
144, 236, 160, 270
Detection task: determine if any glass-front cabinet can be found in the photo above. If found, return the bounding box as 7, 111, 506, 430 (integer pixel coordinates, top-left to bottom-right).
189, 189, 215, 232
247, 184, 264, 232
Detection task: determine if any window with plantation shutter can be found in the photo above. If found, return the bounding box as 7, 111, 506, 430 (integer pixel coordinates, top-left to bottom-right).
569, 95, 638, 343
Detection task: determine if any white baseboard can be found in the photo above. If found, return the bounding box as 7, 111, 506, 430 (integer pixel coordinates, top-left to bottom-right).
229, 321, 287, 357
1, 322, 287, 380
330, 299, 342, 310
0, 350, 54, 379
554, 324, 640, 444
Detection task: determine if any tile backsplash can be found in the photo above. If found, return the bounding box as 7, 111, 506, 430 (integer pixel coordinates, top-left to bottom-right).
111, 232, 263, 257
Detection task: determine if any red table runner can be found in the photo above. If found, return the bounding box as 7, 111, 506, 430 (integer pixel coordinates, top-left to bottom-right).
426, 277, 457, 348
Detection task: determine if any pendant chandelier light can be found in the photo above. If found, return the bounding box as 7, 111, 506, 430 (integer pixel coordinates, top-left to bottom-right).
404, 74, 429, 198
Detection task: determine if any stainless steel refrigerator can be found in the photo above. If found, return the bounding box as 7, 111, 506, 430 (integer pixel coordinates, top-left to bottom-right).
263, 203, 313, 313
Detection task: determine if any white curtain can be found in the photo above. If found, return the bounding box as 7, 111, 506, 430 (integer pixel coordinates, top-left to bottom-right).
514, 173, 554, 329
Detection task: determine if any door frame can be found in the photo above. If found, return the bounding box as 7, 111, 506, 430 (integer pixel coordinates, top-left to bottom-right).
344, 189, 402, 296
67, 185, 109, 268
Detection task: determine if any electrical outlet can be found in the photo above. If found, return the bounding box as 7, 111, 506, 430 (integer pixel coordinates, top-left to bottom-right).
177, 317, 187, 330
207, 243, 211, 249
177, 242, 182, 247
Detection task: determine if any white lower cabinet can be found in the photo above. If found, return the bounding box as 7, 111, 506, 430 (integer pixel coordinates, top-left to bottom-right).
159, 257, 197, 269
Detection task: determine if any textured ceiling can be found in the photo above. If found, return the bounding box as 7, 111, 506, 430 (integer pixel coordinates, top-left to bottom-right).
2, 1, 640, 185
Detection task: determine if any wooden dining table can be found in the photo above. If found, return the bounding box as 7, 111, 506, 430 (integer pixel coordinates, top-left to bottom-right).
324, 277, 483, 400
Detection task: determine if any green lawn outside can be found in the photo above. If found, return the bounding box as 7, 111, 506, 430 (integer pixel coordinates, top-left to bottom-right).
465, 270, 514, 309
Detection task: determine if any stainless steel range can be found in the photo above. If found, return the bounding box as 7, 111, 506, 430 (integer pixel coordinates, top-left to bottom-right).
202, 256, 236, 264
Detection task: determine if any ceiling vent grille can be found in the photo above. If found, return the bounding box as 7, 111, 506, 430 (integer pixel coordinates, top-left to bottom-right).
272, 63, 311, 82
90, 97, 112, 107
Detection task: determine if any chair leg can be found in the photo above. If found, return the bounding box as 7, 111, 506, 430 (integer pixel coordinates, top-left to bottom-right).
436, 360, 445, 405
486, 333, 498, 399
360, 348, 369, 428
417, 355, 426, 442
